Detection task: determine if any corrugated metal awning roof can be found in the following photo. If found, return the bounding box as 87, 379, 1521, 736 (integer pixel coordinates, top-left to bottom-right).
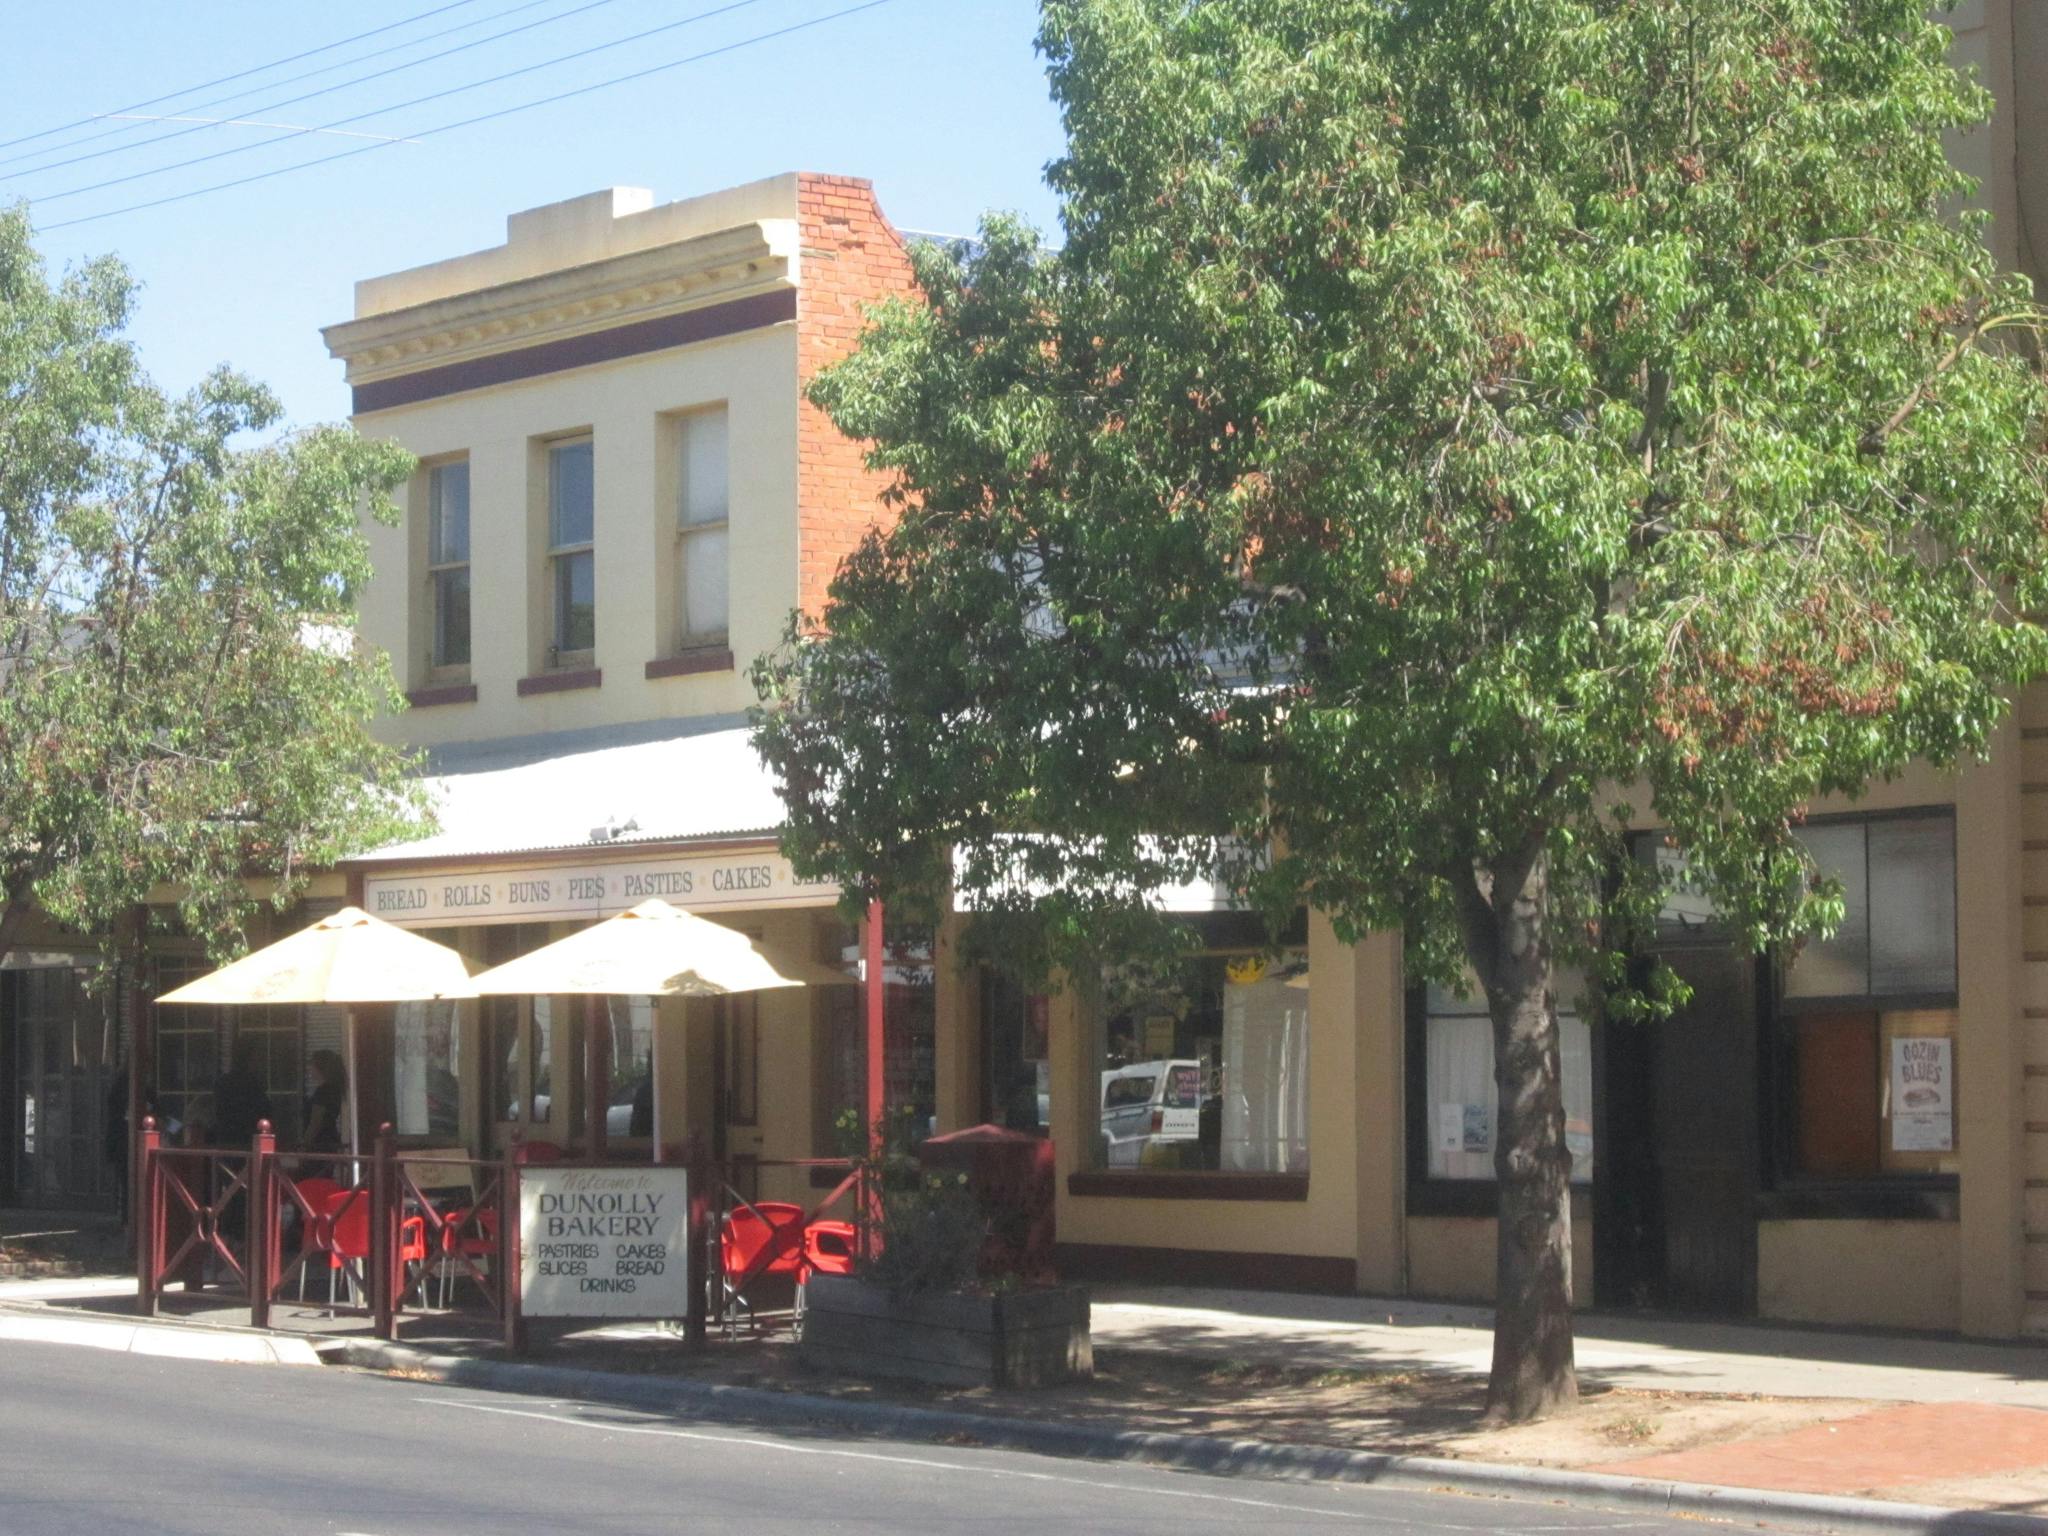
348, 715, 785, 864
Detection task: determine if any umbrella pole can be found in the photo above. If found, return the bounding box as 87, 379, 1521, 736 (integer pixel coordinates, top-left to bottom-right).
345, 1008, 361, 1187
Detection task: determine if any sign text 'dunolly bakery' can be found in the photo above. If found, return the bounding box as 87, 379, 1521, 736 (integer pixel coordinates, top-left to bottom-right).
362, 851, 838, 927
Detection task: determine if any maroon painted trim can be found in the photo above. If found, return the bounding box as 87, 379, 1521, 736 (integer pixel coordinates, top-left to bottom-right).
406, 682, 478, 708
1067, 1170, 1309, 1202
339, 834, 779, 875
1054, 1241, 1354, 1294
645, 648, 735, 680
516, 667, 601, 697
353, 289, 798, 413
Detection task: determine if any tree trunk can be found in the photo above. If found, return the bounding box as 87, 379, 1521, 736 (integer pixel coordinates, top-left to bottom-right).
1475, 855, 1578, 1423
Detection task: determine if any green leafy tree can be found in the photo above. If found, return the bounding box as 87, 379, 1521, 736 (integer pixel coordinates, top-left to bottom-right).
0, 206, 424, 967
753, 0, 2048, 1420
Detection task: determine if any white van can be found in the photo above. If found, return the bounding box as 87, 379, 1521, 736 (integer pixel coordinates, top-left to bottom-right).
1099, 1059, 1204, 1166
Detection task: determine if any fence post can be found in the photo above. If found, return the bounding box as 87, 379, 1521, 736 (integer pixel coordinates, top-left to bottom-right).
248, 1122, 274, 1330
684, 1131, 709, 1349
371, 1122, 396, 1340
136, 1118, 161, 1318
501, 1150, 527, 1355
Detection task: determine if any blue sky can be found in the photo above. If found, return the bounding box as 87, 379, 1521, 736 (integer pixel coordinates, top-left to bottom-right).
4, 0, 1065, 428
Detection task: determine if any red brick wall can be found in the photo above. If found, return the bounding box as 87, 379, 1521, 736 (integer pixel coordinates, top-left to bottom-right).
796, 173, 919, 619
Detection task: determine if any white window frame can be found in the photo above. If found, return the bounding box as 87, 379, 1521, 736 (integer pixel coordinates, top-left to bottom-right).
676, 407, 729, 650
547, 437, 595, 664
425, 460, 470, 675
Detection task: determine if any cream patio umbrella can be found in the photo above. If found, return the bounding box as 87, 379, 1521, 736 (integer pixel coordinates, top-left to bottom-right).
468, 898, 850, 1160
157, 905, 478, 1168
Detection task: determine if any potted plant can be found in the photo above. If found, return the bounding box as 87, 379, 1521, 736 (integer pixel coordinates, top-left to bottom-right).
800, 1108, 1092, 1388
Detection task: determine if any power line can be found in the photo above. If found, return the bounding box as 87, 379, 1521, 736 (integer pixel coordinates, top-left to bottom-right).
5, 0, 640, 186
0, 0, 570, 176
0, 0, 493, 155
39, 0, 899, 234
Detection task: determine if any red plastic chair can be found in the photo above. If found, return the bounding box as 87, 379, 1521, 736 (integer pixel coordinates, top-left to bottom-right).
289, 1177, 342, 1300
435, 1204, 499, 1309
514, 1140, 564, 1165
324, 1187, 427, 1308
802, 1220, 856, 1277
718, 1201, 805, 1335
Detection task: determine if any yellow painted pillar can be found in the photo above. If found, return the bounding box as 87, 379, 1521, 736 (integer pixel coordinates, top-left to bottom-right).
1957, 713, 2025, 1337
1350, 926, 1408, 1296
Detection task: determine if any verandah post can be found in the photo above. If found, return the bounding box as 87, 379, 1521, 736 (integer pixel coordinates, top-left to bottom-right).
372, 1122, 396, 1340
136, 1117, 161, 1318
684, 1129, 709, 1350
863, 895, 884, 1262
501, 1148, 527, 1355
248, 1121, 275, 1330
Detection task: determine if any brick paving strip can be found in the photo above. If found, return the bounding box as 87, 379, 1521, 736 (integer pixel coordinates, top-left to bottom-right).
1599, 1401, 2048, 1499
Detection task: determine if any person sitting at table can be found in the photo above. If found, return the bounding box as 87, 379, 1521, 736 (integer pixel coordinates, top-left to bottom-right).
303, 1050, 347, 1171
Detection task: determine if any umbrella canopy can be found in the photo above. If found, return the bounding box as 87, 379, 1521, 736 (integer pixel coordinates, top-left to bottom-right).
469, 898, 850, 997
155, 906, 478, 1005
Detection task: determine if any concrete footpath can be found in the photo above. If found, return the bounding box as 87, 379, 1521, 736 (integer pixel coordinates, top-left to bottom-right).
5, 1271, 2047, 1534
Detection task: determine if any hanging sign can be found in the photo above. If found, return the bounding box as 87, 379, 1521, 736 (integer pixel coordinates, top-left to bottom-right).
519, 1166, 690, 1318
1889, 1036, 1954, 1153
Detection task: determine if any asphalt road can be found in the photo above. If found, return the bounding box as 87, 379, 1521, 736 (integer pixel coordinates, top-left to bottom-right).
0, 1339, 1709, 1535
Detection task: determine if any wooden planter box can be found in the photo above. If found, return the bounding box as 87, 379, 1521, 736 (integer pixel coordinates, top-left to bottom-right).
800, 1273, 1092, 1388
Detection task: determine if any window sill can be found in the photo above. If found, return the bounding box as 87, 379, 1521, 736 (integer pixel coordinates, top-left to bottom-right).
645, 647, 734, 681
406, 682, 477, 708
1067, 1170, 1308, 1202
517, 667, 602, 696
1757, 1179, 1958, 1222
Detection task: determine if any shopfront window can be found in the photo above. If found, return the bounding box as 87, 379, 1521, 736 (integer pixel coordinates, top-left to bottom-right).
393, 999, 460, 1140
607, 995, 655, 1139
819, 924, 935, 1149
1089, 927, 1310, 1175
1776, 811, 1957, 1179
981, 970, 1049, 1135
1420, 976, 1594, 1184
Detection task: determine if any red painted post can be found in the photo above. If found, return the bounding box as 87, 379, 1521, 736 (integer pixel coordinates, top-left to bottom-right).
863, 897, 885, 1262
371, 1122, 396, 1340
248, 1121, 275, 1330
136, 1117, 161, 1318
501, 1149, 527, 1355
684, 1130, 709, 1349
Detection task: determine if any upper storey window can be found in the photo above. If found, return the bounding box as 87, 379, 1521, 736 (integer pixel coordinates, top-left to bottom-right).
426, 461, 470, 671
548, 438, 595, 661
677, 407, 729, 648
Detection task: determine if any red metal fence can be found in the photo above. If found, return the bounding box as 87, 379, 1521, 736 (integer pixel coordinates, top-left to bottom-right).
136, 1121, 860, 1351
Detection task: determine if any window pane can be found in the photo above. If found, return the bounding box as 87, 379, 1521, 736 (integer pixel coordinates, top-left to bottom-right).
393, 1000, 460, 1140
681, 408, 728, 526
1426, 1006, 1593, 1183
1785, 823, 1869, 997
682, 525, 729, 640
1868, 818, 1956, 996
1094, 946, 1308, 1173
429, 462, 469, 563
548, 440, 593, 547
1793, 1011, 1880, 1175
433, 567, 470, 668
1220, 966, 1310, 1173
531, 996, 553, 1124
554, 549, 594, 652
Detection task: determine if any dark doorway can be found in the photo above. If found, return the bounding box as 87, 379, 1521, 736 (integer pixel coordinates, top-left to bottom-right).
10, 966, 119, 1212
1597, 946, 1758, 1314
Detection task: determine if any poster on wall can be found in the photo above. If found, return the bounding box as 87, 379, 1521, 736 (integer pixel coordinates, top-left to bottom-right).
519, 1166, 690, 1318
1889, 1036, 1954, 1153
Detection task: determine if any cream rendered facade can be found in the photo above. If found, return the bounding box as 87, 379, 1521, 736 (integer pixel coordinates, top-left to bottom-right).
324, 174, 917, 1211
